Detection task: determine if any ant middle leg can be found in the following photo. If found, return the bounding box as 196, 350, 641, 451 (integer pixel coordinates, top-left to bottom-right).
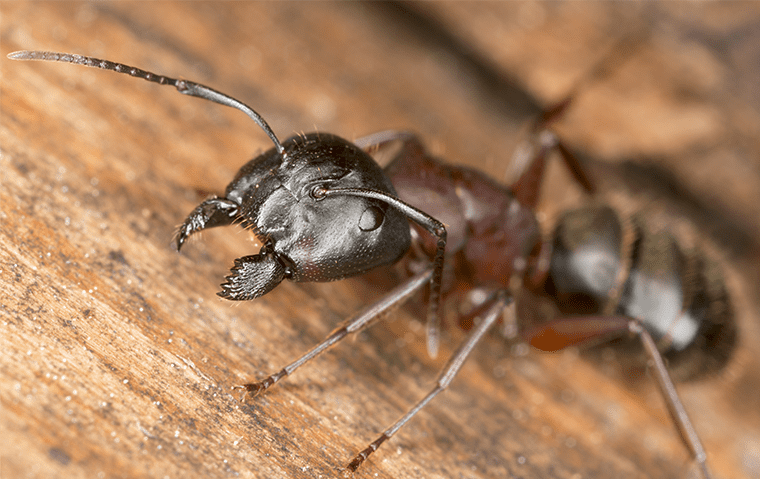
345, 290, 512, 473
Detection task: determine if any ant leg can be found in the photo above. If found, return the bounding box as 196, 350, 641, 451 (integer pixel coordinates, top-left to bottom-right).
353, 130, 416, 151
527, 316, 712, 479
510, 31, 649, 206
525, 238, 553, 290
456, 287, 519, 339
345, 291, 512, 473
518, 31, 647, 198
510, 128, 595, 209
555, 140, 595, 194
526, 315, 631, 352
175, 197, 239, 250
233, 268, 432, 398
507, 128, 552, 209
628, 320, 712, 479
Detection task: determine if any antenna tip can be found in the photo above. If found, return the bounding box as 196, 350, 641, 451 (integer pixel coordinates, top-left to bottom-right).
7, 51, 32, 60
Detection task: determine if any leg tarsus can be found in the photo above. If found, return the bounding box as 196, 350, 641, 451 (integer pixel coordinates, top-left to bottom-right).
344, 435, 389, 475
232, 368, 287, 400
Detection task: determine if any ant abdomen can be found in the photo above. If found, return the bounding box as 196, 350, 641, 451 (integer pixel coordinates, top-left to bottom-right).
548, 205, 736, 380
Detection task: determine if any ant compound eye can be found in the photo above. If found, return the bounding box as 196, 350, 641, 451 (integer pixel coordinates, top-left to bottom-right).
310, 185, 328, 199
359, 205, 384, 232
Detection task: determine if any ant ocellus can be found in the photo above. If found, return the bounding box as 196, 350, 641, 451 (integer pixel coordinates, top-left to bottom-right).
9, 49, 736, 478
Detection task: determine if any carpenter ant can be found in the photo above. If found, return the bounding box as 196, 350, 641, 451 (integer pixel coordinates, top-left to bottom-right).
9, 50, 735, 478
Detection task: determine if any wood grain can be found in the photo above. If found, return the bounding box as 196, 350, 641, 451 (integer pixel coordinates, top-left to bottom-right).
2, 2, 759, 479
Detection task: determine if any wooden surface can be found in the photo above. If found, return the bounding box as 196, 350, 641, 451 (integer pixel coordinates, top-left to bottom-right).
2, 2, 760, 479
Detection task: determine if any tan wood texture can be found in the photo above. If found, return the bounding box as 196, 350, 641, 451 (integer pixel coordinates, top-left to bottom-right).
2, 3, 759, 479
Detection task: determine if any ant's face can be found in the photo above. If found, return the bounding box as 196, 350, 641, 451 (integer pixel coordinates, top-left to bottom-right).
259, 134, 412, 282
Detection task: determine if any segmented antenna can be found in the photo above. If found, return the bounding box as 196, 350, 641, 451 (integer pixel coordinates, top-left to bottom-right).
7, 50, 285, 157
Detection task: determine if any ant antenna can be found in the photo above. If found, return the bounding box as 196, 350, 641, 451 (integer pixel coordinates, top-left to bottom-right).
315, 186, 447, 358
7, 50, 286, 158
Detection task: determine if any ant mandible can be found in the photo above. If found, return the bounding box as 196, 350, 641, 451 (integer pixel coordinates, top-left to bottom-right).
9, 49, 734, 478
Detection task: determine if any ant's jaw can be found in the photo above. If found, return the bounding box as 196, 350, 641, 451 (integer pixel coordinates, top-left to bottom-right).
218, 253, 286, 301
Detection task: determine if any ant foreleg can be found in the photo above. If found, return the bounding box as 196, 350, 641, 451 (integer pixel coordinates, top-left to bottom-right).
345, 290, 512, 474
233, 268, 432, 399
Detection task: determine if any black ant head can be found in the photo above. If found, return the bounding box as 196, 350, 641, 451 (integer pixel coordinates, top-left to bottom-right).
241, 133, 412, 287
